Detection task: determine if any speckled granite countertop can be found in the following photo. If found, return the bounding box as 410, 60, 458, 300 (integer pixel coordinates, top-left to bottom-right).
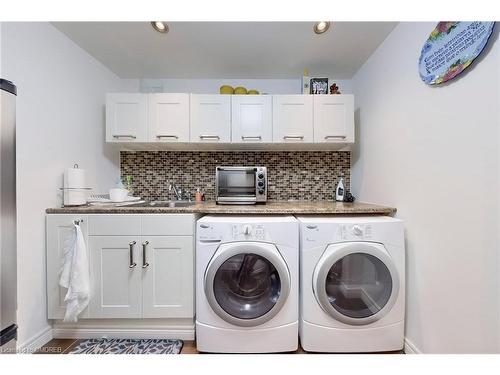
46, 201, 396, 215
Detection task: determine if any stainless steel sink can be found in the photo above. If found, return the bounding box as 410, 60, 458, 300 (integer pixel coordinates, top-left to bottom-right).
127, 200, 197, 208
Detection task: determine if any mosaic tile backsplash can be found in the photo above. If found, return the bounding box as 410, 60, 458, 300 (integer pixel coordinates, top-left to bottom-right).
120, 151, 350, 201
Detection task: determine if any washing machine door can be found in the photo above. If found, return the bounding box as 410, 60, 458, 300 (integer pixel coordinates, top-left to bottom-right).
313, 242, 399, 325
204, 241, 290, 327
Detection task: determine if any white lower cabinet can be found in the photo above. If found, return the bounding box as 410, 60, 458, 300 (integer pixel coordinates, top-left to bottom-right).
89, 236, 142, 318
46, 214, 196, 320
142, 236, 194, 318
46, 215, 90, 320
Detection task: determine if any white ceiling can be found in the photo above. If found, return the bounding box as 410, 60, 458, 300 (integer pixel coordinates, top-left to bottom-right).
52, 22, 397, 79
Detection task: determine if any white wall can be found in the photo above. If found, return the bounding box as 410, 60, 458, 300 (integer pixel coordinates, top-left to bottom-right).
139, 78, 353, 94
352, 22, 499, 353
1, 22, 127, 348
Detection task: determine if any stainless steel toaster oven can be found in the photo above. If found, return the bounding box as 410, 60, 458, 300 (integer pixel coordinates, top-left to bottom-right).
215, 166, 267, 204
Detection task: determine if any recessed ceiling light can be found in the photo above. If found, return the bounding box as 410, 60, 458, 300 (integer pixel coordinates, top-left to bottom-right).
151, 21, 169, 34
314, 21, 330, 34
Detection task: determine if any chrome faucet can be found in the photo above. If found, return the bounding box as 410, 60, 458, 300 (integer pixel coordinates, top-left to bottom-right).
169, 182, 183, 200
169, 182, 192, 201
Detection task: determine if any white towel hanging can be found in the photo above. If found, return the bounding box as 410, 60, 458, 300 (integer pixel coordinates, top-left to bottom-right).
59, 222, 90, 322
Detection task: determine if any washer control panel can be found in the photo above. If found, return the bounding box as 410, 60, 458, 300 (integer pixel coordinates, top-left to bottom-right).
232, 224, 266, 240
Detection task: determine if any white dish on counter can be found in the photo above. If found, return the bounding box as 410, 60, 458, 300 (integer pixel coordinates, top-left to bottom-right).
87, 194, 142, 205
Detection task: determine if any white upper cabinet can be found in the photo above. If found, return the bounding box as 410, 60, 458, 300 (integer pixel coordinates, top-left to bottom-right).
148, 93, 190, 142
190, 94, 231, 142
106, 93, 148, 142
231, 95, 272, 143
272, 95, 313, 143
105, 93, 355, 148
313, 95, 354, 143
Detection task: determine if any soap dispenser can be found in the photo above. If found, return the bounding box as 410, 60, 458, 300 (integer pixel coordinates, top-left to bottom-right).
302, 68, 310, 94
335, 177, 345, 202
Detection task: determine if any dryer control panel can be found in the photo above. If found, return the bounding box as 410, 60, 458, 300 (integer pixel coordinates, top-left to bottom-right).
341, 224, 373, 241
303, 222, 373, 243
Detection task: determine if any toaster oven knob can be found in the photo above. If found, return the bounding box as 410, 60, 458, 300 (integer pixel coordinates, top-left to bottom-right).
258, 181, 264, 187
258, 189, 265, 195
258, 173, 264, 179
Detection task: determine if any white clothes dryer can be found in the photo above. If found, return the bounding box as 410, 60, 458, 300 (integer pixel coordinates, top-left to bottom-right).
297, 216, 405, 352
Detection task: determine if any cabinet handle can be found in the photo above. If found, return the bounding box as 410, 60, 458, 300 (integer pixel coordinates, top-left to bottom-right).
324, 135, 346, 139
283, 135, 304, 140
113, 135, 137, 139
142, 241, 150, 268
156, 135, 179, 139
129, 241, 137, 268
241, 136, 262, 140
199, 135, 220, 140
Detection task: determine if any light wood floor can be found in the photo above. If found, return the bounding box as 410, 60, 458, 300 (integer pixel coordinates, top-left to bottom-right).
36, 339, 403, 354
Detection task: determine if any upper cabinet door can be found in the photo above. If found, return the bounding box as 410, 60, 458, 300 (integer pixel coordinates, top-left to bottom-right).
106, 93, 148, 142
273, 95, 313, 143
142, 236, 194, 318
148, 93, 190, 142
190, 94, 231, 142
231, 95, 272, 143
313, 95, 354, 143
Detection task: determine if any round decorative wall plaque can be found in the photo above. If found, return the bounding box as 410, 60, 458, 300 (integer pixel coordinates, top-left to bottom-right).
419, 22, 495, 85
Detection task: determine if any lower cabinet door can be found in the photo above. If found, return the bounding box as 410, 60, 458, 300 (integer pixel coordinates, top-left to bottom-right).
46, 215, 89, 319
89, 236, 142, 318
141, 236, 194, 318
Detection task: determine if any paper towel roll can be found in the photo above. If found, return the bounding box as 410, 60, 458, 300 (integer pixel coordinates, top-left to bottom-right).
63, 166, 87, 206
64, 167, 85, 189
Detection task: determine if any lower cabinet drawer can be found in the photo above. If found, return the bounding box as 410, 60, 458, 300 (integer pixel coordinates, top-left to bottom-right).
141, 214, 195, 236
89, 215, 141, 236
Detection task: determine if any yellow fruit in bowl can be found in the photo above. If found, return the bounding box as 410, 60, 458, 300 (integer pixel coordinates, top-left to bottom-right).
220, 85, 234, 94
247, 89, 260, 95
234, 87, 248, 95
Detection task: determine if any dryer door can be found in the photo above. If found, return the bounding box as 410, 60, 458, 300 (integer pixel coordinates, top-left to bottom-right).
313, 242, 399, 325
204, 242, 290, 327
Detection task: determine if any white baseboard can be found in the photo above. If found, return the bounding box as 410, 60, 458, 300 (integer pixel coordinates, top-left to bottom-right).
17, 326, 53, 354
404, 338, 422, 354
52, 327, 195, 341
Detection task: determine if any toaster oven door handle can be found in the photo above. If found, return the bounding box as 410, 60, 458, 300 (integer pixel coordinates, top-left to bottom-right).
216, 166, 257, 171
217, 196, 257, 203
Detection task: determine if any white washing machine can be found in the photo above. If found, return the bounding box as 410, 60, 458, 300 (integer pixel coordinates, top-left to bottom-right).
297, 216, 405, 352
196, 215, 299, 353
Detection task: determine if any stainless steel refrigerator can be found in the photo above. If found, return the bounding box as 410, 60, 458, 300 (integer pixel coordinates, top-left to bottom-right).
0, 79, 17, 353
